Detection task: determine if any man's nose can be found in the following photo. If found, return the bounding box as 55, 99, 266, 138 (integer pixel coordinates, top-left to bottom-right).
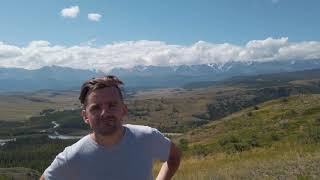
101, 107, 112, 116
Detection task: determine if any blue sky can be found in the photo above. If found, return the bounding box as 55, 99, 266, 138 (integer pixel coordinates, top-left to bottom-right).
0, 0, 320, 71
0, 0, 319, 46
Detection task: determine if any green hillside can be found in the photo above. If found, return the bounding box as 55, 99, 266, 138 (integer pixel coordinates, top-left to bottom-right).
165, 94, 320, 179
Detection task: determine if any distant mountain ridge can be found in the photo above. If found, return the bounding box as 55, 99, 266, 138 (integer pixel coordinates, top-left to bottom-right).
0, 59, 320, 92
111, 59, 320, 88
0, 66, 102, 92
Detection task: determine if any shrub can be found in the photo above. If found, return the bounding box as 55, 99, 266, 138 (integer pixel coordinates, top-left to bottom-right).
248, 136, 260, 147
271, 133, 281, 141
178, 138, 189, 151
219, 134, 260, 153
234, 142, 251, 152
218, 135, 240, 146
190, 144, 210, 156
308, 127, 320, 143
299, 126, 320, 144
285, 109, 298, 117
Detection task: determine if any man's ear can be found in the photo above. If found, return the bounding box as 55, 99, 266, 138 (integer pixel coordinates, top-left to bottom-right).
81, 109, 89, 124
122, 104, 128, 116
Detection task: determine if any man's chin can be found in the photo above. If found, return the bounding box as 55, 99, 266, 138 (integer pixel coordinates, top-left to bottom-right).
95, 127, 118, 136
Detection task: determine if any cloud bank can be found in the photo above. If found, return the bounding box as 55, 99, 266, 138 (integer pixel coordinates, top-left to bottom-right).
88, 13, 102, 22
0, 37, 320, 72
60, 6, 80, 18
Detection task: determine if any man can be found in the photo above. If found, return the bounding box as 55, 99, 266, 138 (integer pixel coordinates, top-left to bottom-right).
40, 75, 181, 180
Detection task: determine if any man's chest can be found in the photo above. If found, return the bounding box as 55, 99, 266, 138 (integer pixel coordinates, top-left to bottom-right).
69, 145, 154, 180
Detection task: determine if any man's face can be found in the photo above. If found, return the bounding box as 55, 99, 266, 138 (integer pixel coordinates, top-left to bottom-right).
81, 87, 127, 136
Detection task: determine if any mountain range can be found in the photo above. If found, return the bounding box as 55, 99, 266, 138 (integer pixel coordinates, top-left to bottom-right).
0, 59, 319, 92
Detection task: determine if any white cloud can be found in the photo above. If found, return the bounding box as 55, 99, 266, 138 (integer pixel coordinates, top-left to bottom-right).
0, 38, 320, 72
0, 42, 22, 58
88, 13, 102, 22
60, 6, 80, 18
239, 37, 288, 60
28, 40, 51, 48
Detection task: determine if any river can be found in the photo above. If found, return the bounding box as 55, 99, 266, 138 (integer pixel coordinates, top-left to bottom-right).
0, 138, 16, 146
48, 121, 83, 140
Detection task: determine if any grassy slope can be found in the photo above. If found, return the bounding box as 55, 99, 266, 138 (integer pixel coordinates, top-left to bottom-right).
0, 90, 79, 121
156, 94, 320, 179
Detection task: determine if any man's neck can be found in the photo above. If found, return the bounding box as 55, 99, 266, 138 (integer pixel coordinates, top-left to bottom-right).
91, 126, 125, 147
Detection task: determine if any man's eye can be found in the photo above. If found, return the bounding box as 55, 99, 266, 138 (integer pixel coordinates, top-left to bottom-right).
109, 104, 116, 107
109, 103, 119, 108
89, 105, 100, 112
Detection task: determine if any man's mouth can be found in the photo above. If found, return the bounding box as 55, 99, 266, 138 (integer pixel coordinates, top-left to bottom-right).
101, 119, 116, 125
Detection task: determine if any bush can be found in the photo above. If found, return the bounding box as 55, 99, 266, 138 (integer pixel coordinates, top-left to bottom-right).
271, 133, 281, 141
190, 144, 210, 156
247, 136, 260, 147
307, 127, 320, 143
234, 142, 251, 152
218, 135, 240, 146
299, 126, 320, 144
285, 109, 298, 117
315, 117, 320, 125
218, 134, 260, 153
178, 138, 189, 151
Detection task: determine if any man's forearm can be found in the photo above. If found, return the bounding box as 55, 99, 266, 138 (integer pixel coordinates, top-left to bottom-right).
156, 142, 181, 180
156, 161, 180, 180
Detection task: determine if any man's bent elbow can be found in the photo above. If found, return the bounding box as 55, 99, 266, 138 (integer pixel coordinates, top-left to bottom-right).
39, 175, 45, 180
167, 142, 181, 169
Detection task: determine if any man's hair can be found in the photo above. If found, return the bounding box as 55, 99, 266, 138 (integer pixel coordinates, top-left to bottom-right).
79, 75, 124, 107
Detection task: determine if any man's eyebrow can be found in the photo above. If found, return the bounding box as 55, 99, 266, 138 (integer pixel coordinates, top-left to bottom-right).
109, 101, 120, 104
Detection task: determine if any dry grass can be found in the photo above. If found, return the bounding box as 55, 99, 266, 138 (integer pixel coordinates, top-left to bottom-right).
154, 142, 320, 180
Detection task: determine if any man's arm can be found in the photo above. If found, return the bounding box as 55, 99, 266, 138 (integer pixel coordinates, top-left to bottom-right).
39, 175, 45, 180
156, 142, 181, 180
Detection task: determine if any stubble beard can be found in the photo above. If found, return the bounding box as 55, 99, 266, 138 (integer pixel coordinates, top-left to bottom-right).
93, 119, 122, 136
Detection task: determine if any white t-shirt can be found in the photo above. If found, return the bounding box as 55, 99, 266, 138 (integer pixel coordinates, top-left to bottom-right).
44, 124, 171, 180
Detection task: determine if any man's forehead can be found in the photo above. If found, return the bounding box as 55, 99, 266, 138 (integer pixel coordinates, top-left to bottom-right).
88, 87, 121, 100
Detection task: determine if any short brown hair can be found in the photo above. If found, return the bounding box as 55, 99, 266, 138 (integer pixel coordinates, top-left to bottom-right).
79, 75, 124, 106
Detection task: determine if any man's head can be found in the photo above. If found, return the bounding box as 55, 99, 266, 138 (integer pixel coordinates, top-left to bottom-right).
79, 75, 124, 107
79, 75, 128, 136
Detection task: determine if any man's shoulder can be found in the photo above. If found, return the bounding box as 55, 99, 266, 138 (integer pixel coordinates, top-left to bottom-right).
59, 135, 93, 159
124, 124, 157, 137
69, 134, 92, 148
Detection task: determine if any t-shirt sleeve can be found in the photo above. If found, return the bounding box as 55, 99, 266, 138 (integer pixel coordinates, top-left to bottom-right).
43, 148, 71, 180
150, 128, 171, 162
